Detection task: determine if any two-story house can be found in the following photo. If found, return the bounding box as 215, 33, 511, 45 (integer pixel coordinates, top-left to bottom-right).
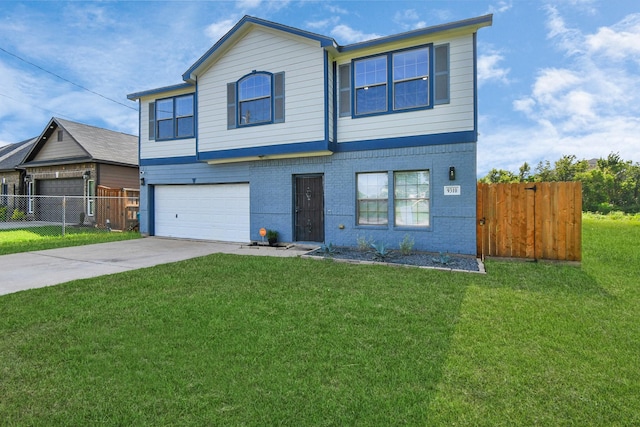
127, 14, 492, 254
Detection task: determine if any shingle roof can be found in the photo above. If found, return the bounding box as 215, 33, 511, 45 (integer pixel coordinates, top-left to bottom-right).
55, 118, 138, 166
21, 118, 138, 167
0, 138, 36, 171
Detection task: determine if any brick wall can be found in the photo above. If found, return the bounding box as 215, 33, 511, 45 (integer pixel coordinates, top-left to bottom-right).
26, 163, 96, 181
140, 142, 477, 255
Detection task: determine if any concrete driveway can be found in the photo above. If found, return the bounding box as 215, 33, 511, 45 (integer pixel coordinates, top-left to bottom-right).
0, 237, 314, 296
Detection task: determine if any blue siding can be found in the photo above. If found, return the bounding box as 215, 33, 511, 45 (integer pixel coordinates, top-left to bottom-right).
139, 142, 477, 255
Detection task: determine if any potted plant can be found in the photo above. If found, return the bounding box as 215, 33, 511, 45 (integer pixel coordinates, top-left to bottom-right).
266, 229, 278, 246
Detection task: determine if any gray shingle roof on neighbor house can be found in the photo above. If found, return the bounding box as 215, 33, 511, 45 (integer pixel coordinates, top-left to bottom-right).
0, 137, 37, 171
21, 117, 138, 167
55, 118, 138, 166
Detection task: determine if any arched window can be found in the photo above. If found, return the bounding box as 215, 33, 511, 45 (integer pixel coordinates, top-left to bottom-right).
238, 73, 272, 125
227, 71, 284, 129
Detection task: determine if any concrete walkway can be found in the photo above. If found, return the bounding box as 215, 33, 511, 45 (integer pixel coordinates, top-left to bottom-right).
0, 237, 315, 296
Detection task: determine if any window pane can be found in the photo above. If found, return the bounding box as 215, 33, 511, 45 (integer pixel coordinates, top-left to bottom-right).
394, 79, 428, 109
157, 119, 173, 139
176, 116, 194, 137
358, 200, 388, 225
394, 171, 429, 227
355, 56, 387, 87
240, 97, 271, 124
175, 95, 193, 117
156, 99, 173, 120
239, 74, 271, 100
357, 173, 388, 199
357, 173, 388, 225
395, 200, 429, 226
356, 85, 387, 114
393, 48, 428, 81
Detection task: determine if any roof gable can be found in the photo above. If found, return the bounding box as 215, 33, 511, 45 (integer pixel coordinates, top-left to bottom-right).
338, 14, 493, 53
22, 118, 138, 167
182, 15, 336, 82
0, 138, 36, 172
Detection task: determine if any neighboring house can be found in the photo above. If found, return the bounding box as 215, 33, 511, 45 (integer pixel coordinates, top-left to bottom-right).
18, 117, 138, 222
0, 137, 36, 204
127, 14, 492, 254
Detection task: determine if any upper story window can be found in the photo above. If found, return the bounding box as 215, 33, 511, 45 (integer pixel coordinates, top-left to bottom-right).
227, 71, 285, 129
239, 74, 271, 125
339, 44, 449, 118
393, 48, 429, 110
354, 56, 387, 115
151, 94, 195, 140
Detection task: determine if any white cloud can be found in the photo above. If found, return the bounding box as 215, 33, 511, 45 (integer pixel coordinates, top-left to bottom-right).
545, 5, 585, 56
486, 1, 512, 14
330, 24, 381, 44
586, 13, 640, 63
205, 18, 237, 43
393, 9, 426, 31
305, 17, 340, 31
546, 0, 597, 15
325, 4, 349, 15
236, 0, 262, 9
480, 9, 640, 175
477, 51, 511, 86
235, 0, 291, 12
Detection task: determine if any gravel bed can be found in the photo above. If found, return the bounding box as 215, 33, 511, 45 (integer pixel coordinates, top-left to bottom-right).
306, 246, 483, 273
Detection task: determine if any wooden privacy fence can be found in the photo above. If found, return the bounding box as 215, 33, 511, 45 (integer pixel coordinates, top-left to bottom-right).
96, 186, 140, 231
477, 182, 582, 261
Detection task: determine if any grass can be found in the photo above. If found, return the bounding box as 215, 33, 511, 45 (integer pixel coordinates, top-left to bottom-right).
0, 216, 638, 425
0, 226, 140, 255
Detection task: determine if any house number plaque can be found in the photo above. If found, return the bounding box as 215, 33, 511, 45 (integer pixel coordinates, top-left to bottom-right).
444, 185, 461, 196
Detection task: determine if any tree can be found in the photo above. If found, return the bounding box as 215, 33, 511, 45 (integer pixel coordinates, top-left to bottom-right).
534, 160, 555, 182
554, 155, 589, 182
479, 152, 639, 213
518, 162, 532, 182
479, 168, 518, 184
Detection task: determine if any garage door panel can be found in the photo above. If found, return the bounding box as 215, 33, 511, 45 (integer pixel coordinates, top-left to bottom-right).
36, 178, 85, 222
155, 184, 249, 242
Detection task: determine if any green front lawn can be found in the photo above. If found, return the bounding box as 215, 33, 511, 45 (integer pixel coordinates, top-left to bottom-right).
0, 226, 140, 255
0, 217, 638, 425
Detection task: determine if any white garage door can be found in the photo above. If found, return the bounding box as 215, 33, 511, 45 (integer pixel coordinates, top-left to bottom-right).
155, 184, 250, 242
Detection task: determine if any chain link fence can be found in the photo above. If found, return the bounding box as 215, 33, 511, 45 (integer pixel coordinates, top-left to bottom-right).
0, 195, 139, 235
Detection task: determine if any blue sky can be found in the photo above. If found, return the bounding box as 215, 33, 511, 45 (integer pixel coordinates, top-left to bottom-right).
0, 0, 638, 176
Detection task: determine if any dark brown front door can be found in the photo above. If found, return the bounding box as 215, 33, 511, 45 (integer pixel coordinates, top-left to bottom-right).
295, 175, 324, 242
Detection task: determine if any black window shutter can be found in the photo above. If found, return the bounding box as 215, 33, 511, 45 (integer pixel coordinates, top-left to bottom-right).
274, 72, 285, 123
227, 83, 237, 129
148, 101, 155, 140
434, 44, 450, 105
338, 64, 351, 117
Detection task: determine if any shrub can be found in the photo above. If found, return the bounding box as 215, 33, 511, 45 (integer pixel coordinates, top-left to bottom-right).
399, 234, 415, 256
356, 234, 373, 252
0, 206, 7, 222
10, 209, 26, 221
371, 242, 392, 261
320, 242, 338, 257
